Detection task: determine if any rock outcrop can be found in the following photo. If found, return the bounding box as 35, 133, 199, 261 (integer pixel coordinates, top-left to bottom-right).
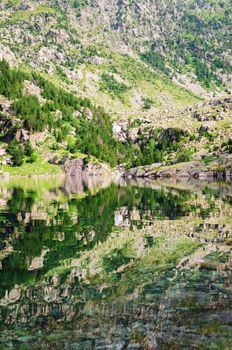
190, 96, 232, 122
64, 158, 112, 178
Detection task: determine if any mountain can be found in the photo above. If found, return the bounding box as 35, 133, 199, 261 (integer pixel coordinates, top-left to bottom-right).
0, 0, 231, 175
1, 0, 232, 115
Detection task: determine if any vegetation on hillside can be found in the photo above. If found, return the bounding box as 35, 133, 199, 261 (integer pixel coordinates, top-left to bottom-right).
0, 61, 132, 167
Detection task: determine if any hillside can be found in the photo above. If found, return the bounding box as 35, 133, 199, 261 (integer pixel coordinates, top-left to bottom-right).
1, 0, 231, 117
0, 60, 231, 177
0, 0, 231, 175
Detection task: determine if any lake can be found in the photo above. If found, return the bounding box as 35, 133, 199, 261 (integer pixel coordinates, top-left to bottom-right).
0, 175, 232, 349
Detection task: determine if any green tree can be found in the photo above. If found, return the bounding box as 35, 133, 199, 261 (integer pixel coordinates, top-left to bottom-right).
24, 141, 34, 157
7, 140, 24, 166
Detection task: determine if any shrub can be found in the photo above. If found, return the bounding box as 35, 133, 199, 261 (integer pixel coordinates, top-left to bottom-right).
7, 140, 24, 166
24, 141, 34, 157
176, 148, 193, 163
140, 51, 170, 75
13, 95, 51, 131
0, 60, 27, 99
100, 73, 129, 98
28, 153, 37, 163
143, 98, 153, 110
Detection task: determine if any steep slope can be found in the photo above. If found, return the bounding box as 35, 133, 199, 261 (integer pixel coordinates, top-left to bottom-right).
0, 60, 231, 176
1, 0, 231, 120
0, 0, 231, 175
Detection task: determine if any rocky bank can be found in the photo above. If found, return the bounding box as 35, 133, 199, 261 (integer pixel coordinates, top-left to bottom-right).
123, 160, 232, 180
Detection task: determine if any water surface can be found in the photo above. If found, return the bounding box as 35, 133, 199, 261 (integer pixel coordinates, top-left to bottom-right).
0, 176, 232, 349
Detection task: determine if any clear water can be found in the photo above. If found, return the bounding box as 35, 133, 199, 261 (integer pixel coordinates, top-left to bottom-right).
0, 176, 232, 349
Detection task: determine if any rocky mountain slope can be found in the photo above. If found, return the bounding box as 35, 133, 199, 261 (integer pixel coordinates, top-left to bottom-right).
0, 0, 231, 175
0, 0, 231, 117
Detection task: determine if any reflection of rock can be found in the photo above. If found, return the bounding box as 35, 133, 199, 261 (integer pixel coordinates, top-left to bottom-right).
64, 172, 112, 195
64, 173, 85, 194
131, 209, 140, 221
2, 286, 21, 305
1, 173, 232, 348
28, 249, 49, 271
114, 208, 130, 227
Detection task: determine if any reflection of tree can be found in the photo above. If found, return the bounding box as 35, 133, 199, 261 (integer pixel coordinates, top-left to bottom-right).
0, 188, 36, 237
0, 181, 232, 348
8, 188, 36, 215
0, 184, 197, 299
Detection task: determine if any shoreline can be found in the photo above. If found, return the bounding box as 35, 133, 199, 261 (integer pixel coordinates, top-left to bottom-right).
122, 160, 232, 181
1, 159, 232, 182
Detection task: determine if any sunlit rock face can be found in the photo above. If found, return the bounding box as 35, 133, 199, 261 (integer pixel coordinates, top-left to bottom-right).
0, 176, 232, 349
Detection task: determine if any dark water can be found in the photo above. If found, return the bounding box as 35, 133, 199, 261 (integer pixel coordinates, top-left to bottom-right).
0, 176, 232, 349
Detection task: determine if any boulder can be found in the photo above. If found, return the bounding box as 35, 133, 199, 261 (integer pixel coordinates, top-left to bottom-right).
0, 44, 18, 67
23, 80, 45, 103
64, 158, 112, 178
15, 129, 29, 143
88, 56, 106, 65
84, 108, 93, 121
0, 148, 7, 157
64, 158, 84, 177
157, 128, 188, 147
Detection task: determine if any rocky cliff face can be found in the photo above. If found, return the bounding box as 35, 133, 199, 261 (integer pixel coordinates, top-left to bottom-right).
64, 157, 112, 177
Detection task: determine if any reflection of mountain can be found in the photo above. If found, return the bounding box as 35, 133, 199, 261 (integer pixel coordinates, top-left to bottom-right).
0, 176, 232, 349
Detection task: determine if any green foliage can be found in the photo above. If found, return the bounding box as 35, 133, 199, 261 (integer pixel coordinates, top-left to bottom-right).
222, 138, 232, 154
74, 108, 128, 166
28, 152, 38, 163
6, 139, 38, 166
24, 141, 37, 163
100, 73, 130, 98
24, 141, 34, 157
0, 61, 203, 170
55, 123, 72, 142
176, 148, 193, 163
212, 57, 232, 73
131, 139, 164, 167
140, 51, 170, 75
72, 0, 88, 9
156, 128, 187, 151
13, 95, 51, 131
102, 248, 132, 273
7, 139, 24, 166
33, 73, 91, 113
56, 65, 67, 79
190, 58, 221, 88
202, 154, 219, 165
0, 60, 27, 99
142, 98, 154, 110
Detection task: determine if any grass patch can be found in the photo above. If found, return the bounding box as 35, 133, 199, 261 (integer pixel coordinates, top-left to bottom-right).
0, 5, 56, 26
0, 157, 62, 176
